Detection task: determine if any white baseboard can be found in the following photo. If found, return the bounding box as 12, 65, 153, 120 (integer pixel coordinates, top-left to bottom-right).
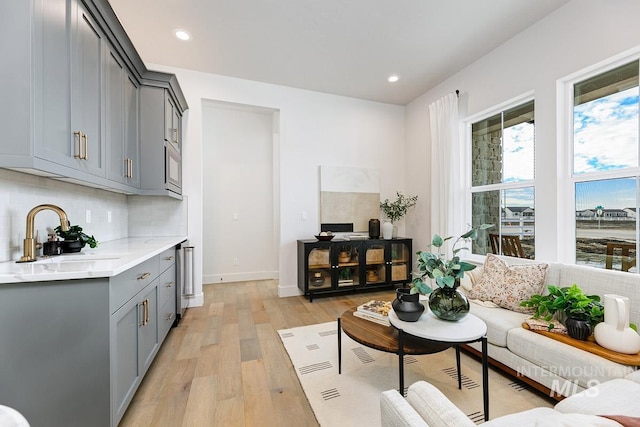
278, 284, 303, 298
203, 271, 278, 284
183, 292, 204, 308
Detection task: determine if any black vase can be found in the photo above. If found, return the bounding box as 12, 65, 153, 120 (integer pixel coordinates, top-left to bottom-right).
61, 240, 85, 253
368, 219, 380, 239
392, 288, 424, 322
565, 317, 591, 341
428, 284, 470, 321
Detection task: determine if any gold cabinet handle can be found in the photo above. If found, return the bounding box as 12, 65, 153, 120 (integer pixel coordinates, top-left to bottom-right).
166, 281, 174, 288
164, 255, 174, 261
138, 272, 151, 281
145, 299, 150, 325
73, 131, 83, 158
139, 301, 145, 327
166, 312, 174, 321
173, 128, 178, 144
124, 158, 133, 178
82, 133, 88, 160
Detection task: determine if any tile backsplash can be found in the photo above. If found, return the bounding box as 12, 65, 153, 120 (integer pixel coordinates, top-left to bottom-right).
0, 169, 187, 262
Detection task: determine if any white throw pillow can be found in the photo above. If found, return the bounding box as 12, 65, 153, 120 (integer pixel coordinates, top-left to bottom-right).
468, 254, 549, 313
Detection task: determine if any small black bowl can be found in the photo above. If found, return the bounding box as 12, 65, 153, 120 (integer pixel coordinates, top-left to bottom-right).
315, 234, 335, 241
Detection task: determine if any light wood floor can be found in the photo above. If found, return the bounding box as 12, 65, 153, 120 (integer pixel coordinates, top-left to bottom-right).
119, 280, 397, 427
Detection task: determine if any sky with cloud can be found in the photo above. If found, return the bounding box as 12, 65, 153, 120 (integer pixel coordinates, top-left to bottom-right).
573, 87, 638, 210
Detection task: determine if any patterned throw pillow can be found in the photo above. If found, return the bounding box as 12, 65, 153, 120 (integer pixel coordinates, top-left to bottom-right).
468, 254, 549, 313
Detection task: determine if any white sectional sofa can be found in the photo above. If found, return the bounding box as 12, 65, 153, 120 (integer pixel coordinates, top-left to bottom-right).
461, 258, 640, 397
381, 370, 640, 426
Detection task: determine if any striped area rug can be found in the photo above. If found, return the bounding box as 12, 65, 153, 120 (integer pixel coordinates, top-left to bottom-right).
278, 321, 553, 426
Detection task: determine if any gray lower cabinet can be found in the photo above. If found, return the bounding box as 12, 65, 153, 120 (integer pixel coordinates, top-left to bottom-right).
0, 249, 176, 427
0, 278, 111, 427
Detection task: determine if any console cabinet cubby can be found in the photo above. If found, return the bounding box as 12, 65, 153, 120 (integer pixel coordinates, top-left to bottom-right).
297, 238, 412, 301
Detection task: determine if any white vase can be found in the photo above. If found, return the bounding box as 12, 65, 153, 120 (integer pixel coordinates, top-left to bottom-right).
594, 294, 640, 354
382, 220, 393, 240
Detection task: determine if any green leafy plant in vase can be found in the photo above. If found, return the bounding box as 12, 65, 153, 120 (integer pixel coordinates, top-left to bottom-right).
54, 224, 98, 253
411, 224, 493, 321
520, 284, 604, 340
379, 192, 418, 239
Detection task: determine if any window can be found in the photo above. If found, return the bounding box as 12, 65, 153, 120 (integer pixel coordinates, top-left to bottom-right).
571, 61, 639, 272
470, 100, 535, 258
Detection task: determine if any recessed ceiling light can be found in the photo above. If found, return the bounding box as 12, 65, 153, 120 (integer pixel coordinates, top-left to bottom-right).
388, 75, 399, 83
174, 30, 191, 41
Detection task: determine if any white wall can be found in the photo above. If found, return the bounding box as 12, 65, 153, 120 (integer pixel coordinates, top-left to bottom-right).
201, 101, 277, 283
146, 63, 406, 299
405, 0, 640, 261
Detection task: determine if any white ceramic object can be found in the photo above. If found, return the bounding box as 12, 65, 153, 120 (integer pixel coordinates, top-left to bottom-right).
594, 294, 640, 354
382, 220, 393, 240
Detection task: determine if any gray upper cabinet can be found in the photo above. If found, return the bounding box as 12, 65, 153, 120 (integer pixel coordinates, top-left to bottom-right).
139, 84, 185, 198
1, 0, 187, 196
106, 48, 140, 188
71, 0, 106, 177
164, 91, 182, 153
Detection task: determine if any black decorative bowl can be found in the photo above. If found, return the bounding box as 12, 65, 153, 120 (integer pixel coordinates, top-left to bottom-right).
315, 234, 335, 241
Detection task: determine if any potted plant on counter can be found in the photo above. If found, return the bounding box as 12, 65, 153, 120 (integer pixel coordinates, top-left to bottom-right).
54, 224, 98, 253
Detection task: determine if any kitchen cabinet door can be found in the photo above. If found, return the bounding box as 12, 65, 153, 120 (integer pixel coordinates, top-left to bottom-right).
32, 0, 73, 167
124, 73, 140, 187
164, 91, 181, 152
112, 280, 159, 425
70, 0, 105, 176
106, 49, 125, 183
138, 284, 159, 373
106, 49, 140, 188
112, 294, 141, 423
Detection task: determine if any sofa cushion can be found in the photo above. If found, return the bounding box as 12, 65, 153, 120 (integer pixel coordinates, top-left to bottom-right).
554, 379, 640, 417
405, 381, 476, 427
507, 328, 636, 389
380, 389, 429, 427
470, 301, 529, 347
483, 410, 622, 426
468, 254, 549, 313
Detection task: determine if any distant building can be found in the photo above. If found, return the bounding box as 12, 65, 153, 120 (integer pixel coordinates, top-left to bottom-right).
575, 208, 629, 219
503, 207, 535, 218
576, 209, 596, 218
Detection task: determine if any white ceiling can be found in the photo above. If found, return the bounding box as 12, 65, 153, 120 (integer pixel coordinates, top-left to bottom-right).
108, 0, 569, 105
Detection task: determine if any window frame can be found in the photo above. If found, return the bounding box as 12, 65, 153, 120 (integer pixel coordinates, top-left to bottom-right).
463, 91, 536, 263
558, 53, 640, 267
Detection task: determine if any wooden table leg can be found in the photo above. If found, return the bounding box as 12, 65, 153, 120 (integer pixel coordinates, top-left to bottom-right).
398, 329, 405, 395
482, 336, 489, 421
455, 344, 462, 389
337, 317, 342, 374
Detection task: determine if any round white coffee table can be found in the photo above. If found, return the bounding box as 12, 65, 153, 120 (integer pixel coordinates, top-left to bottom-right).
389, 309, 490, 421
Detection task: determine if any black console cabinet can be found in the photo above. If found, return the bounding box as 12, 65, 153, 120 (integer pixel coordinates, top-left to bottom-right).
297, 238, 412, 301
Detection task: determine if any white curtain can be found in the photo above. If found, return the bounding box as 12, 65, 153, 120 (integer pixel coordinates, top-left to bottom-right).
429, 92, 465, 241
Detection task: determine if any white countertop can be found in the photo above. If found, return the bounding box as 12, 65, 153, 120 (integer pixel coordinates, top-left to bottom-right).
0, 236, 187, 284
